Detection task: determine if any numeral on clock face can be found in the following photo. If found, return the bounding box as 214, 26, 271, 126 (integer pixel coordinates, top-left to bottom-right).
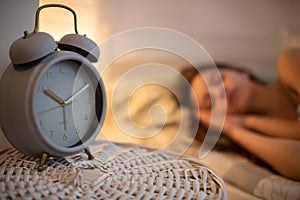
46, 72, 52, 80
60, 66, 65, 73
49, 130, 54, 137
38, 85, 43, 93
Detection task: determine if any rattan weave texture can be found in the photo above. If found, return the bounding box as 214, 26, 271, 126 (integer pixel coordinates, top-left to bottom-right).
0, 141, 227, 199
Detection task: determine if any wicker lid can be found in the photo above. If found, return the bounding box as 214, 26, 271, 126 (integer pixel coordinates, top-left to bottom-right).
0, 141, 227, 199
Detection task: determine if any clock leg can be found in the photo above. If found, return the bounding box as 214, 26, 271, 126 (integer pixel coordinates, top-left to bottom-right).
84, 148, 94, 160
37, 152, 48, 172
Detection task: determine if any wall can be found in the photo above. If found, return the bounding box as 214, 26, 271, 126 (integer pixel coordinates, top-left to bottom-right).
39, 0, 101, 43
98, 0, 300, 81
35, 0, 300, 81
0, 0, 39, 150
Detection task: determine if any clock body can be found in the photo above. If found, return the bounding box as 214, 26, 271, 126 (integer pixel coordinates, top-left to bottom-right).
0, 51, 106, 157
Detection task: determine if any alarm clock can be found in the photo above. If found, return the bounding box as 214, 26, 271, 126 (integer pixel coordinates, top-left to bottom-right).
0, 4, 106, 170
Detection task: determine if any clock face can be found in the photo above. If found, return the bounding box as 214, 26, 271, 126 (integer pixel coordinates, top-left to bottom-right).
33, 60, 102, 148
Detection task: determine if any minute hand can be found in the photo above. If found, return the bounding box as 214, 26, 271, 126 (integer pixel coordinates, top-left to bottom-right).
65, 83, 90, 105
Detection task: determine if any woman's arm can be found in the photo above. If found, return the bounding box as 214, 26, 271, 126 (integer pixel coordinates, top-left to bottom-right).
244, 115, 300, 140
200, 111, 300, 140
200, 111, 300, 180
225, 125, 300, 181
277, 48, 300, 95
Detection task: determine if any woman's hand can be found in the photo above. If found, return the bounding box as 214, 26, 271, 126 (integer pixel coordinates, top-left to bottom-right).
198, 110, 247, 136
223, 114, 245, 130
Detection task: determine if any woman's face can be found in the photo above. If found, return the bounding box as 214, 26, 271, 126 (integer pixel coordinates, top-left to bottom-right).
191, 69, 254, 114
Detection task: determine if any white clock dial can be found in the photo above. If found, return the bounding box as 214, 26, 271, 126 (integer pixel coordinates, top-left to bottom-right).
33, 60, 100, 148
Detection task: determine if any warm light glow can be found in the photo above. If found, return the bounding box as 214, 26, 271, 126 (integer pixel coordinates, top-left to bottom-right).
39, 0, 104, 43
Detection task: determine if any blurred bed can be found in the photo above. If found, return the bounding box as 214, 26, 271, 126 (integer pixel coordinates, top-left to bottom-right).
99, 55, 300, 199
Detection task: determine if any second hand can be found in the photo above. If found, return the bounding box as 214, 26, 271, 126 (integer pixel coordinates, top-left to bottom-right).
62, 106, 67, 131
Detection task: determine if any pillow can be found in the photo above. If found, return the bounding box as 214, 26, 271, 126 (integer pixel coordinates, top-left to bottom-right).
101, 76, 197, 155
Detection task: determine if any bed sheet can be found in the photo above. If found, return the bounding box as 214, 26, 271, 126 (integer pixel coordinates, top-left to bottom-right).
101, 77, 300, 200
201, 148, 300, 200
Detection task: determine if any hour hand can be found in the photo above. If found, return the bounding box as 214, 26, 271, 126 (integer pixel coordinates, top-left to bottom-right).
44, 89, 66, 105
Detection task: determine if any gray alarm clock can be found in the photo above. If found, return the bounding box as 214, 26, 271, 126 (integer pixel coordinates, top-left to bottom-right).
0, 4, 106, 171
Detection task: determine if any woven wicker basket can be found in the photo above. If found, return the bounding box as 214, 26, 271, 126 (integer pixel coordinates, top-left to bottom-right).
0, 141, 227, 199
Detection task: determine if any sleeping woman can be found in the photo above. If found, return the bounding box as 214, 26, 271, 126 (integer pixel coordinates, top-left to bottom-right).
181, 48, 300, 181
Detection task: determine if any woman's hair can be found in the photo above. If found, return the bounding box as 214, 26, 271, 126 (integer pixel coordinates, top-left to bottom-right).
180, 62, 266, 108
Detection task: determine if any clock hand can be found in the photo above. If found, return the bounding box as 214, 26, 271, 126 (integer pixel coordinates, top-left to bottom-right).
38, 97, 80, 115
62, 106, 67, 131
38, 105, 61, 114
65, 83, 89, 105
44, 89, 66, 105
